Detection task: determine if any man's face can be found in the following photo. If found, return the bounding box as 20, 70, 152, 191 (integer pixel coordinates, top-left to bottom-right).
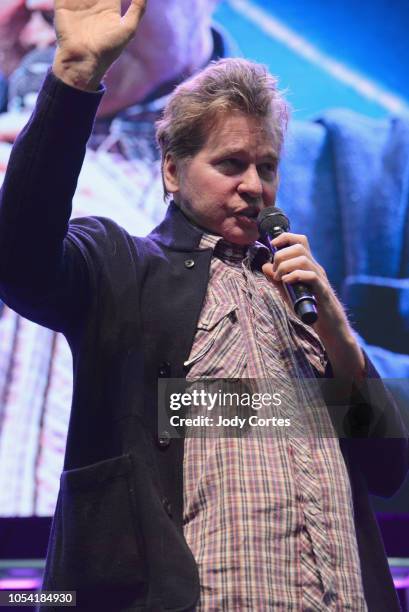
120, 0, 218, 67
164, 111, 280, 246
19, 1, 55, 51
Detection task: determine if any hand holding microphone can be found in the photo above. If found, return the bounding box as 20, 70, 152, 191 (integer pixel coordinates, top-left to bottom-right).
257, 206, 318, 325
257, 206, 366, 380
257, 206, 367, 378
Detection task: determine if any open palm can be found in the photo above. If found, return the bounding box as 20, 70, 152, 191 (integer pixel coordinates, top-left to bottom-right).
54, 0, 146, 82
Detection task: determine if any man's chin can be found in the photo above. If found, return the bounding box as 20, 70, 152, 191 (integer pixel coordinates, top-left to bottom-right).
222, 227, 258, 246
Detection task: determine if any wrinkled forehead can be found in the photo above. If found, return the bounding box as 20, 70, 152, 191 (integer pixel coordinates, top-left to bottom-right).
202, 111, 281, 157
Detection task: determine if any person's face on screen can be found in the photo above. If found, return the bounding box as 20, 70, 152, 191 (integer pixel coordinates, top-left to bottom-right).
93, 0, 219, 114
165, 111, 280, 246
0, 0, 55, 75
120, 0, 218, 62
19, 1, 55, 51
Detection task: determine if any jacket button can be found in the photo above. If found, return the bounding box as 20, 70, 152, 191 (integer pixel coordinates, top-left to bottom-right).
158, 430, 171, 449
162, 497, 173, 518
158, 361, 171, 377
184, 259, 195, 269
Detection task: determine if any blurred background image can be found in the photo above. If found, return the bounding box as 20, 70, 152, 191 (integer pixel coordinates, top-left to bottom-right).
0, 0, 408, 604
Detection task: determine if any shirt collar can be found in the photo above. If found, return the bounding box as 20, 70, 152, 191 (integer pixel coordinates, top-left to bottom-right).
148, 201, 272, 271
199, 232, 271, 270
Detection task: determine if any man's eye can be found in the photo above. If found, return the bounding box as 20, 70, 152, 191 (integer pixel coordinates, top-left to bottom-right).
259, 163, 276, 178
218, 159, 242, 172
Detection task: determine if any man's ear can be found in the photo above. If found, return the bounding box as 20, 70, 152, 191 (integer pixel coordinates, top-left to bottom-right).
163, 153, 180, 196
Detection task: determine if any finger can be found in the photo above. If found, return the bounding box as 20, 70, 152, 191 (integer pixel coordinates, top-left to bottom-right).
273, 255, 318, 281
272, 243, 308, 269
122, 0, 146, 34
262, 262, 276, 282
261, 263, 293, 306
271, 232, 310, 251
280, 269, 320, 287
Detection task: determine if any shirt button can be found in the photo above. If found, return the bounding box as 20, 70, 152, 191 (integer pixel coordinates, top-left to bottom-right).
323, 591, 337, 605
229, 310, 238, 323
158, 362, 171, 377
307, 503, 321, 515
157, 430, 171, 449
184, 259, 195, 269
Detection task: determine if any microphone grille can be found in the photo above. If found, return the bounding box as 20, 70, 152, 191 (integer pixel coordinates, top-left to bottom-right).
257, 206, 290, 237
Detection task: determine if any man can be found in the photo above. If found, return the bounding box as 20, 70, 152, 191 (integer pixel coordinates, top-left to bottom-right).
0, 2, 408, 611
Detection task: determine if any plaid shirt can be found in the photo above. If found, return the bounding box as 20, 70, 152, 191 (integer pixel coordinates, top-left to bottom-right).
183, 234, 367, 611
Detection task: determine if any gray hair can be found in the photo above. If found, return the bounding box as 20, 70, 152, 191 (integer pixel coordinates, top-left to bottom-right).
156, 58, 290, 198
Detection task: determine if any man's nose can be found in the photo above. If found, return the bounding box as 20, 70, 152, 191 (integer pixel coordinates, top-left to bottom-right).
237, 165, 263, 198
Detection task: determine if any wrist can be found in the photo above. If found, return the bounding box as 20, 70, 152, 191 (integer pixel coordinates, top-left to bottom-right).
52, 50, 104, 92
323, 330, 366, 380
313, 290, 350, 345
312, 294, 366, 379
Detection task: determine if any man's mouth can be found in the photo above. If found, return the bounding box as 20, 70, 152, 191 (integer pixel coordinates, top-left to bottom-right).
235, 207, 259, 219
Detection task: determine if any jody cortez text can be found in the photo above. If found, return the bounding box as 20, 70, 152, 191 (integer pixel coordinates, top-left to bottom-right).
169, 415, 291, 428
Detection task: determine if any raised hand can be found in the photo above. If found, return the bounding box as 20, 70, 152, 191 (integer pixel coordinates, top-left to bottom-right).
52, 0, 147, 90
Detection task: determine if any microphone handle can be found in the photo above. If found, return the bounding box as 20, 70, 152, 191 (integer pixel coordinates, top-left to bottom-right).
284, 282, 318, 325
262, 230, 318, 325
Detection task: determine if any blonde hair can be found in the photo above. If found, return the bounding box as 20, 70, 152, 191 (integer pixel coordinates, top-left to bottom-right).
156, 58, 289, 197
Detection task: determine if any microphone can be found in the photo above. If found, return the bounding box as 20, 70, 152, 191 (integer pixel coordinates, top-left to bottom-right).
257, 206, 318, 325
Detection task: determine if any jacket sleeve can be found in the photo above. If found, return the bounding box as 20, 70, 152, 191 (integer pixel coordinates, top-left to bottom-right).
0, 71, 104, 331
329, 353, 409, 498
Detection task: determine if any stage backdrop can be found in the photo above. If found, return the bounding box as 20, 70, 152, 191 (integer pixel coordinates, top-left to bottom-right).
0, 0, 408, 517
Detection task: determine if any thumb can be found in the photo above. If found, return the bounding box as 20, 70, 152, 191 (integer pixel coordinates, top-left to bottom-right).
261, 262, 275, 282
262, 262, 291, 307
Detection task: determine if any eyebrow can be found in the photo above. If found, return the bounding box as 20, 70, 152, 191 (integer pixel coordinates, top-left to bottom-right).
213, 147, 279, 161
